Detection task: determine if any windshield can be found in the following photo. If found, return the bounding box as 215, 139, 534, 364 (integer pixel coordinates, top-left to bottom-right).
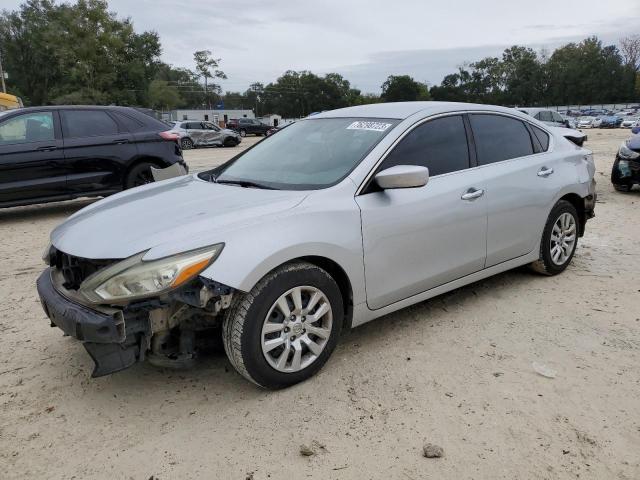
211, 117, 398, 190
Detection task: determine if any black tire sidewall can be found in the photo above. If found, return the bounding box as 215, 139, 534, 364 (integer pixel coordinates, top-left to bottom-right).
240, 266, 343, 389
125, 162, 157, 189
540, 201, 579, 275
181, 138, 193, 150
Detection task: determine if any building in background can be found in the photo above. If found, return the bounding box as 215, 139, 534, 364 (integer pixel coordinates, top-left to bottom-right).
166, 109, 255, 127
257, 114, 282, 127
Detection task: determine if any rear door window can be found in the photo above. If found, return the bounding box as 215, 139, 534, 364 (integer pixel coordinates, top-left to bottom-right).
469, 114, 534, 165
379, 115, 470, 176
61, 110, 119, 138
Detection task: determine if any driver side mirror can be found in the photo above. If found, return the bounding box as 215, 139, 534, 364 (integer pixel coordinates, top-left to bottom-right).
375, 165, 429, 190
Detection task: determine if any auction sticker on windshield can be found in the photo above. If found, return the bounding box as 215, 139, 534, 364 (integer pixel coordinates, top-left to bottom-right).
346, 121, 392, 132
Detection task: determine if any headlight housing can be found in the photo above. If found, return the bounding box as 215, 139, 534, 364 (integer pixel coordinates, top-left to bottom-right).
618, 141, 640, 160
79, 244, 223, 303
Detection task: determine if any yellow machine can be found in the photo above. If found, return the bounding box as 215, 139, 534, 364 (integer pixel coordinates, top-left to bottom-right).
0, 92, 24, 111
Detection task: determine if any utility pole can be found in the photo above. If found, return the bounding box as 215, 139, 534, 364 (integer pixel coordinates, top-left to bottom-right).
0, 49, 6, 93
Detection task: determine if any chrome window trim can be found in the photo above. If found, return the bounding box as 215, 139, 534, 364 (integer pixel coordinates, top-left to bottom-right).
355, 110, 554, 196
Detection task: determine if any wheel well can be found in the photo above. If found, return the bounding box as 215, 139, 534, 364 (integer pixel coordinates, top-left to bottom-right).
559, 193, 585, 236
298, 256, 354, 330
123, 157, 166, 188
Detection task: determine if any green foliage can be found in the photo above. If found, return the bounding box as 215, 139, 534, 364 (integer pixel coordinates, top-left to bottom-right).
0, 0, 162, 106
147, 80, 182, 111
221, 71, 366, 117
381, 75, 430, 102
431, 37, 637, 106
1, 2, 636, 112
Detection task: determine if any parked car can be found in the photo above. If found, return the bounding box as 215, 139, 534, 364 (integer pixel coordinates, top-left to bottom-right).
266, 122, 294, 136
518, 108, 568, 128
37, 102, 596, 388
0, 106, 187, 209
620, 117, 640, 129
169, 121, 241, 149
611, 135, 640, 192
599, 116, 623, 129
560, 114, 577, 129
518, 109, 586, 145
227, 118, 270, 137
578, 116, 602, 128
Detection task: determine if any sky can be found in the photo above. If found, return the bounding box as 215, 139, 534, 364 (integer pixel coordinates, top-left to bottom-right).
5, 0, 640, 93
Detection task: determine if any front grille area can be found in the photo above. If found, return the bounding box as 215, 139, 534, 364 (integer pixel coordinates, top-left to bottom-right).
50, 249, 118, 291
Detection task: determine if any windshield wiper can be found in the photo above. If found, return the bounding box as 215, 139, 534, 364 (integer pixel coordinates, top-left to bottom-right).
215, 178, 277, 190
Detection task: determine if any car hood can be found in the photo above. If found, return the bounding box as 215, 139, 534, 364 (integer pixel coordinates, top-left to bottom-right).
51, 174, 308, 260
221, 128, 238, 135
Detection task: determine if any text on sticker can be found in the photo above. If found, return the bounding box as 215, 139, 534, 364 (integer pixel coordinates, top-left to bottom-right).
346, 121, 392, 132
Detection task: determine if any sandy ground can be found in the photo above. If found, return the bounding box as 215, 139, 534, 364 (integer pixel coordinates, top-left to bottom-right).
1, 130, 639, 480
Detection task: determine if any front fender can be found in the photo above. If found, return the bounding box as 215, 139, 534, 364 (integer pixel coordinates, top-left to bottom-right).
198, 187, 366, 306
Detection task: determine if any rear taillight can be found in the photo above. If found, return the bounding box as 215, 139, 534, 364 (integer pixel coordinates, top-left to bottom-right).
159, 131, 180, 141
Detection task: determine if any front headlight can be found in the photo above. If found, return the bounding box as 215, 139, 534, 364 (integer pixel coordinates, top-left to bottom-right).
618, 142, 640, 160
79, 244, 224, 303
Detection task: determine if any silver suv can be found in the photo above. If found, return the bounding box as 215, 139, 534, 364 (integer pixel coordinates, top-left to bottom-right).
170, 120, 241, 150
38, 102, 596, 389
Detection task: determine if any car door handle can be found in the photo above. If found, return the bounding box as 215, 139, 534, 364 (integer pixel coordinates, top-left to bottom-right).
112, 139, 129, 144
537, 167, 554, 177
36, 145, 57, 152
461, 188, 485, 201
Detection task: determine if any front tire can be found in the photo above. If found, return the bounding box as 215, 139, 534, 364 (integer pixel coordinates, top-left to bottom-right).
530, 200, 579, 275
222, 262, 343, 389
239, 129, 247, 137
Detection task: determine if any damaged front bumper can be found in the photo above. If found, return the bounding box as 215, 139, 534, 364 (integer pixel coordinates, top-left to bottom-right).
37, 268, 150, 377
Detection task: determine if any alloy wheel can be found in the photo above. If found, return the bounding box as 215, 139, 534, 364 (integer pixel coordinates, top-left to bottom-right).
550, 212, 576, 265
261, 286, 333, 373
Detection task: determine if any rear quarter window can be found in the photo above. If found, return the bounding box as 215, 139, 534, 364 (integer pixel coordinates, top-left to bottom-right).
111, 112, 145, 132
531, 125, 550, 151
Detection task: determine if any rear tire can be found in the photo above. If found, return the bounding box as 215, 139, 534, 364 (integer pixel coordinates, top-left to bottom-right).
530, 200, 579, 276
222, 262, 343, 389
124, 161, 159, 189
181, 138, 194, 150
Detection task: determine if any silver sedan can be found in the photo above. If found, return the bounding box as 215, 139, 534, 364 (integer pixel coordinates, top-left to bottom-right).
39, 102, 596, 388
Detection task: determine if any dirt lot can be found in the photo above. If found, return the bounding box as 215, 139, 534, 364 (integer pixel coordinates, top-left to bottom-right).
1, 130, 639, 480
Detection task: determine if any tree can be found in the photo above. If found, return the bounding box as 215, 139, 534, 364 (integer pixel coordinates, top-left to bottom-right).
193, 49, 226, 108
147, 80, 182, 111
0, 0, 161, 106
381, 75, 430, 102
620, 35, 640, 72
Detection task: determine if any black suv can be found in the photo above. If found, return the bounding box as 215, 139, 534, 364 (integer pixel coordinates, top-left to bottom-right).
228, 118, 270, 137
0, 106, 187, 208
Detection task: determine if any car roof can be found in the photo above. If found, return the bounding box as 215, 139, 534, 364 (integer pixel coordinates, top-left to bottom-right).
311, 101, 533, 120
518, 107, 555, 115
13, 105, 142, 113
